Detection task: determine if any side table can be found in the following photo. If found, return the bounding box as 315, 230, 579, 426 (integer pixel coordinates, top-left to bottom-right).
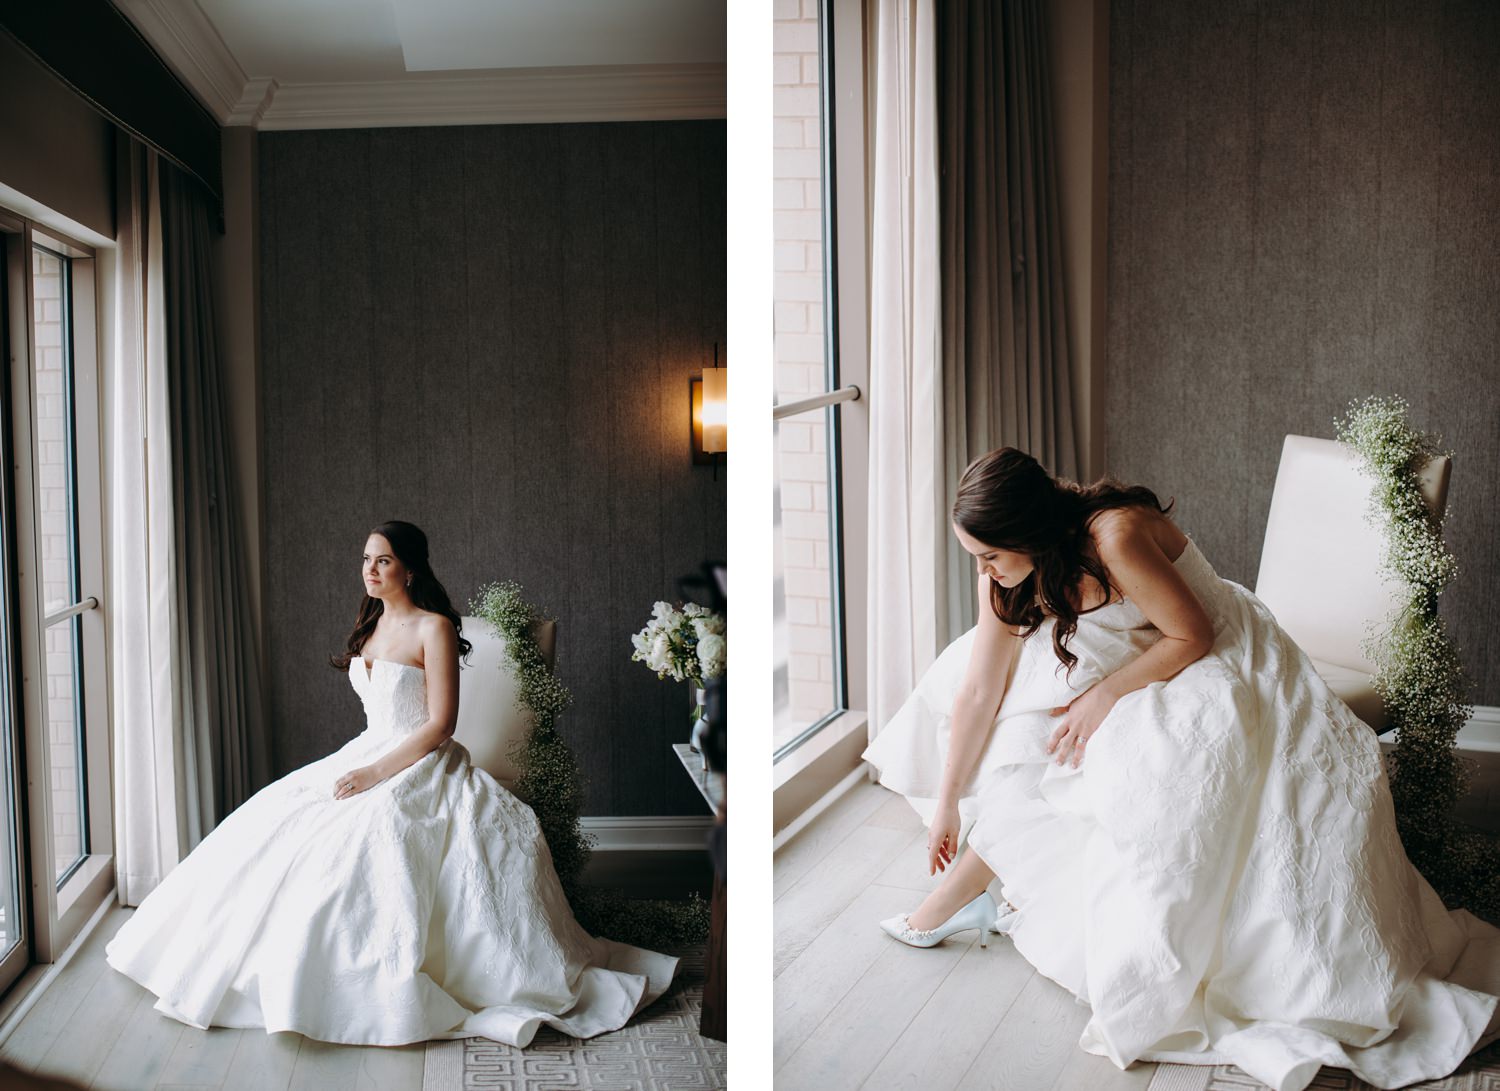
672, 744, 725, 1041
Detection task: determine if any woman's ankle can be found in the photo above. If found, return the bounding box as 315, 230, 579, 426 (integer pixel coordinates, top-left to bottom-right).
908, 888, 979, 931
908, 889, 1016, 931
906, 902, 950, 932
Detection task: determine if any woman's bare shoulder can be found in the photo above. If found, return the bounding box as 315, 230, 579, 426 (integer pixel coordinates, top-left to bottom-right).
1087, 504, 1186, 562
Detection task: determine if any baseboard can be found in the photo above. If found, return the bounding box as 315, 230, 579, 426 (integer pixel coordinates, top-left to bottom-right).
1381, 706, 1500, 835
1386, 706, 1500, 753
581, 816, 716, 853
578, 817, 717, 899
1458, 706, 1500, 753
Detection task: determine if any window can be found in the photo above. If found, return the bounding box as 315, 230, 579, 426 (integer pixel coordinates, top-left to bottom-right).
0, 211, 111, 974
32, 243, 91, 887
774, 0, 858, 765
773, 406, 847, 757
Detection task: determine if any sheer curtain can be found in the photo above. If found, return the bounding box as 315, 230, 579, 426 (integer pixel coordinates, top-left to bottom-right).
937, 0, 1080, 638
867, 0, 942, 739
109, 142, 269, 904
110, 141, 182, 904
866, 0, 1081, 737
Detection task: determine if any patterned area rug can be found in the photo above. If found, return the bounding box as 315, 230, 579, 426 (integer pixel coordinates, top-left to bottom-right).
1146, 1037, 1500, 1091
422, 947, 725, 1091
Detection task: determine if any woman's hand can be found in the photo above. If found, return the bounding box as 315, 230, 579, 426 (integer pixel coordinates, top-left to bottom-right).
1046, 681, 1118, 767
333, 766, 380, 800
927, 802, 962, 875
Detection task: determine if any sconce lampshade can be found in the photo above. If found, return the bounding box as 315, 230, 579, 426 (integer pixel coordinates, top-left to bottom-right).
701, 367, 727, 453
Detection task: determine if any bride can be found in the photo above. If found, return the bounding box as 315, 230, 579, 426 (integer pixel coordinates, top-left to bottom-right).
106, 520, 676, 1046
863, 448, 1500, 1091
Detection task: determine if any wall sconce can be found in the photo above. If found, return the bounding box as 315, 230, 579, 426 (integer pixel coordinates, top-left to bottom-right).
691, 346, 727, 467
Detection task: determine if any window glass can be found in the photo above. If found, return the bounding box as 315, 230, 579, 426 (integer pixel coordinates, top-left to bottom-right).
773, 0, 846, 758
0, 241, 20, 958
31, 245, 88, 885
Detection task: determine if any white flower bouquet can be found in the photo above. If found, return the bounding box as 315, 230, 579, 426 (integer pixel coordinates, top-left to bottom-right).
630, 600, 726, 687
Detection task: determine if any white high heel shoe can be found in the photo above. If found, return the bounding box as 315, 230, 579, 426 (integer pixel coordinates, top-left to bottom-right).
880, 892, 998, 948
990, 902, 1020, 935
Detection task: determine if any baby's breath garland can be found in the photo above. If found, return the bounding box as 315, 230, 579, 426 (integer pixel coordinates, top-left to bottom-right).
1335, 396, 1499, 922
469, 582, 711, 947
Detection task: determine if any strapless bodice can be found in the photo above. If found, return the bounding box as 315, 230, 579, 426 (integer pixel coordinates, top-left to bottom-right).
1078, 536, 1228, 632
350, 657, 429, 738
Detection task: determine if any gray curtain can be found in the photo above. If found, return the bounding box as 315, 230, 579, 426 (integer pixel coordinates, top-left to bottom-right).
159, 161, 270, 844
937, 0, 1080, 638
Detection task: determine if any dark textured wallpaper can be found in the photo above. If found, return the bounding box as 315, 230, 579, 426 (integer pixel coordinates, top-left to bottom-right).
1104, 0, 1499, 703
259, 121, 726, 816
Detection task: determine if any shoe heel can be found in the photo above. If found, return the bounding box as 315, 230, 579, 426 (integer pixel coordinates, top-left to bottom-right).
978, 928, 988, 949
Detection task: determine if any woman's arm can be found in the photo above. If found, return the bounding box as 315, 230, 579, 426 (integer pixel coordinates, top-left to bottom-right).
1046, 513, 1215, 766
337, 617, 460, 797
928, 575, 1023, 873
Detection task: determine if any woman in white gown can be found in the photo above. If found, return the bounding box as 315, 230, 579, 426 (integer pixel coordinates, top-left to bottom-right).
863, 448, 1500, 1091
106, 520, 676, 1046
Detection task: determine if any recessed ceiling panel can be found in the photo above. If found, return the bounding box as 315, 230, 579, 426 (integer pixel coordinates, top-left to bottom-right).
391, 0, 725, 71
196, 0, 408, 81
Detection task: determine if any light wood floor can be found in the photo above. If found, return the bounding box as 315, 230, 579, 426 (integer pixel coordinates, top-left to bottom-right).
773, 776, 1160, 1091
0, 903, 436, 1091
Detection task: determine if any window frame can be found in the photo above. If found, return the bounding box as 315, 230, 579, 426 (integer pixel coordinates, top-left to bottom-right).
0, 212, 29, 996
771, 0, 873, 827
772, 0, 854, 764
1, 211, 113, 965
32, 237, 91, 890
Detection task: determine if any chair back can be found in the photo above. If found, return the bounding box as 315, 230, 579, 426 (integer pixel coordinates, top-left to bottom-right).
1254, 435, 1449, 674
452, 616, 558, 788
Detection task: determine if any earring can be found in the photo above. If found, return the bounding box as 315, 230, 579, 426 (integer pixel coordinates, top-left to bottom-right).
406, 575, 413, 588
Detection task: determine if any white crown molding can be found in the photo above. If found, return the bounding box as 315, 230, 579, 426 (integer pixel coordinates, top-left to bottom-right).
256, 63, 727, 130
110, 1, 725, 131
112, 0, 247, 124
228, 77, 279, 128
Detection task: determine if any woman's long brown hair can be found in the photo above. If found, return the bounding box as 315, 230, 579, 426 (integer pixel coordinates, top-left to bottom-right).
330, 520, 473, 671
952, 448, 1174, 677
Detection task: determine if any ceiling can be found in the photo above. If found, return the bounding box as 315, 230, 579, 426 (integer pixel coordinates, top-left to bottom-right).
113, 0, 726, 130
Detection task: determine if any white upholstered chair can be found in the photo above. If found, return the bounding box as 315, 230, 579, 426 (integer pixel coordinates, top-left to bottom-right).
1253, 435, 1451, 734
451, 617, 557, 788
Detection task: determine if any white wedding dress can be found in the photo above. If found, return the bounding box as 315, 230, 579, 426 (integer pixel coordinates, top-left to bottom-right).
864, 536, 1500, 1091
106, 655, 677, 1046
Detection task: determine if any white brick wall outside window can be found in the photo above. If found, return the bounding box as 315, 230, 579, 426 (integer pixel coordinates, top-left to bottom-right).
31, 247, 84, 882
773, 0, 839, 751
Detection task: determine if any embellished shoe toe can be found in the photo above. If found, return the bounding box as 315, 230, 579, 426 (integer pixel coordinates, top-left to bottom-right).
879, 913, 942, 947
879, 892, 996, 949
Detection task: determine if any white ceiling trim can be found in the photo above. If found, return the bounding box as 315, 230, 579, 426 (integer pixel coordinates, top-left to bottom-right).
229, 77, 280, 128
113, 0, 725, 130
115, 0, 248, 123
258, 65, 726, 130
